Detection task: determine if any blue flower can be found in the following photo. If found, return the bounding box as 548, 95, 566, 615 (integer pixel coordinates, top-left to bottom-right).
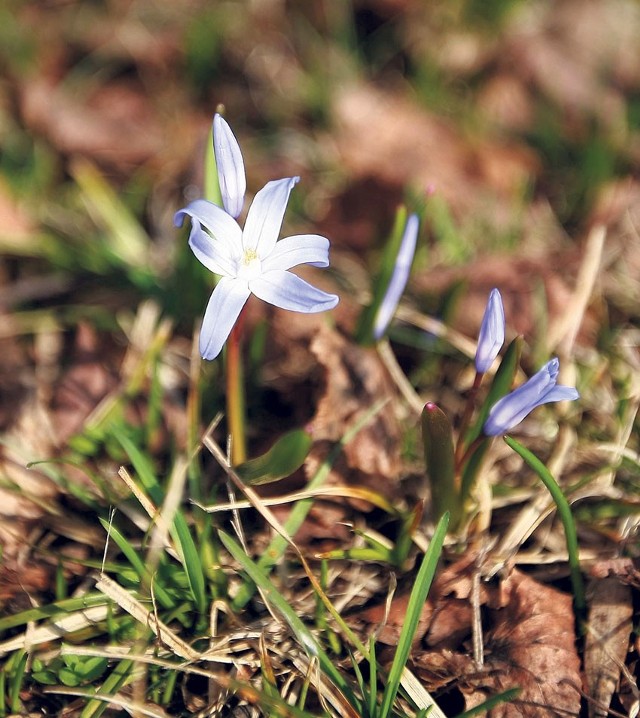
175, 114, 339, 360
483, 358, 579, 436
475, 288, 505, 374
373, 213, 419, 340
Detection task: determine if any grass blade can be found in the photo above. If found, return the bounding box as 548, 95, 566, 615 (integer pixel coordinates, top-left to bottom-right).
379, 512, 449, 718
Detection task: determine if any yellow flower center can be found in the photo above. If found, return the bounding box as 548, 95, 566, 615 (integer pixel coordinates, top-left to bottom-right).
242, 248, 258, 265
237, 248, 262, 280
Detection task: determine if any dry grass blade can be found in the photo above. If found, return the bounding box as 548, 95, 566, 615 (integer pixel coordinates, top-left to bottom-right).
94, 573, 198, 661
195, 485, 397, 514
548, 224, 606, 354
396, 304, 479, 358
376, 338, 424, 415
117, 466, 162, 526
0, 605, 110, 655
146, 455, 189, 571
205, 431, 372, 659
203, 433, 297, 549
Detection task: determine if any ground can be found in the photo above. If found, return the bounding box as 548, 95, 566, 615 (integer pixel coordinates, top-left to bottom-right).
0, 1, 639, 716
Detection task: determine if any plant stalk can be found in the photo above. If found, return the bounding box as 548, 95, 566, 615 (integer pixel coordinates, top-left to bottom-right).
226, 312, 247, 465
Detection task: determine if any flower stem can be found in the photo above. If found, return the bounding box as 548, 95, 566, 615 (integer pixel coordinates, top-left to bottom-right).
226, 312, 247, 465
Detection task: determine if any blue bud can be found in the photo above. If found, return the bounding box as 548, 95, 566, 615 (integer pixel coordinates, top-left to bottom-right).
475, 288, 505, 374
373, 213, 419, 340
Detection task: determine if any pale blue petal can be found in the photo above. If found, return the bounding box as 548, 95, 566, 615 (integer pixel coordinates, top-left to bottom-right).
373, 213, 419, 340
213, 114, 246, 219
261, 234, 330, 272
199, 277, 251, 360
243, 177, 299, 257
483, 394, 536, 437
475, 288, 505, 373
175, 199, 243, 258
250, 270, 339, 313
539, 386, 580, 404
188, 219, 236, 277
483, 358, 576, 436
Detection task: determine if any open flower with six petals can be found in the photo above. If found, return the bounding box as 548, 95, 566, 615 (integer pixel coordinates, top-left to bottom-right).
174, 114, 339, 360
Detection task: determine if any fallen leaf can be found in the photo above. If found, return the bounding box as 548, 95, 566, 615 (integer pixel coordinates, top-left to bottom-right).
417, 568, 582, 716
352, 556, 581, 716
584, 576, 633, 718
588, 556, 640, 587
305, 323, 403, 503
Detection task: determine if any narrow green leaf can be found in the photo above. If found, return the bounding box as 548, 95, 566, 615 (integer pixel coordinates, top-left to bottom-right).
9, 649, 27, 713
379, 512, 449, 718
80, 659, 134, 718
172, 512, 207, 616
390, 501, 424, 568
71, 159, 149, 271
504, 436, 586, 622
235, 429, 313, 485
112, 428, 207, 616
97, 518, 175, 610
0, 594, 107, 632
368, 635, 377, 718
0, 669, 6, 714
112, 428, 163, 505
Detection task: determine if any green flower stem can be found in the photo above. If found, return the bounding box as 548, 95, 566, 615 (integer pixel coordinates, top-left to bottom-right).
504, 435, 586, 624
226, 312, 247, 465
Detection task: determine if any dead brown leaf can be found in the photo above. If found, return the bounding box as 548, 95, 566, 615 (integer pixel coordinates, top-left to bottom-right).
584, 576, 633, 718
304, 323, 403, 504
351, 556, 581, 716
588, 556, 640, 587
418, 568, 581, 716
